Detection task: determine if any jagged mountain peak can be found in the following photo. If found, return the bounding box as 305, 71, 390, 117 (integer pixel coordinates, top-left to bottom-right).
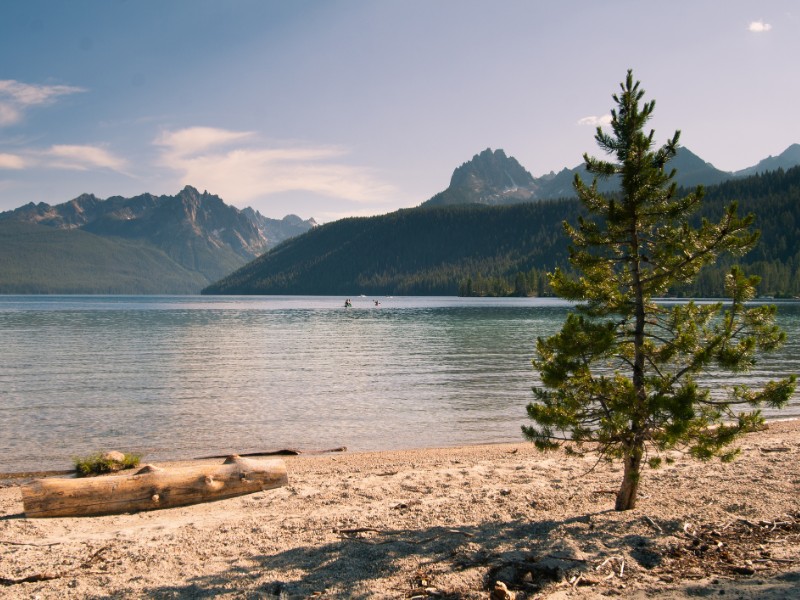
423, 148, 539, 207
449, 148, 535, 190
424, 143, 800, 207
0, 187, 317, 269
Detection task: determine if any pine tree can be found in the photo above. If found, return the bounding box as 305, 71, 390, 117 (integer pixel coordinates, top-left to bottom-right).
523, 70, 797, 511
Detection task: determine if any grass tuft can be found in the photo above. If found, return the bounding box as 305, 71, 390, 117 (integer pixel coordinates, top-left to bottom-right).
73, 451, 141, 477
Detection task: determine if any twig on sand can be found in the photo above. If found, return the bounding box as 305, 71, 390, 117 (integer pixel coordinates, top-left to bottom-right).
0, 539, 61, 547
335, 527, 388, 535
335, 527, 474, 545
643, 515, 663, 534
1, 545, 109, 587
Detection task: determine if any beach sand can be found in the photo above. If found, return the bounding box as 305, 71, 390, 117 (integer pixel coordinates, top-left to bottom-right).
1, 420, 799, 599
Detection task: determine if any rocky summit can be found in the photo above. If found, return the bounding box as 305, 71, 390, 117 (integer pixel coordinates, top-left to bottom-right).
423, 148, 539, 207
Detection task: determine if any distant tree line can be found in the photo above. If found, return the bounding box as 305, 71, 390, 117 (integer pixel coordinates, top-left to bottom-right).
457, 166, 800, 298
205, 166, 800, 298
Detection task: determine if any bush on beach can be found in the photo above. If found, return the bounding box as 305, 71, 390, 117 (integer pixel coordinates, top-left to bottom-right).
73, 450, 141, 477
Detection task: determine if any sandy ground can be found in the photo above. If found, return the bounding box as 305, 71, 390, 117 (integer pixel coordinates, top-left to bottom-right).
1, 421, 799, 599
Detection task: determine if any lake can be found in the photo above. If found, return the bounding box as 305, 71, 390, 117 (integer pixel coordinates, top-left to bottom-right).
1, 295, 799, 473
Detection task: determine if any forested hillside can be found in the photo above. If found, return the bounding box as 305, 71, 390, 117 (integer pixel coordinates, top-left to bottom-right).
204, 166, 800, 298
203, 200, 575, 295
0, 221, 208, 294
677, 167, 800, 297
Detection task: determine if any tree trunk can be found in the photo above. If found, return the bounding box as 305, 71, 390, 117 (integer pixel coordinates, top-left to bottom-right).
615, 444, 643, 511
21, 456, 287, 518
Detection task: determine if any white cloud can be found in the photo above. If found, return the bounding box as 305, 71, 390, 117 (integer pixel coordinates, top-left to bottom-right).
155, 126, 395, 204
0, 80, 85, 126
41, 145, 129, 173
155, 126, 255, 157
0, 153, 25, 169
577, 114, 613, 127
0, 103, 21, 126
748, 20, 772, 32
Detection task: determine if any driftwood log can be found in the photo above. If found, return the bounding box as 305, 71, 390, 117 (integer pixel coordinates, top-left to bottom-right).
21, 455, 288, 518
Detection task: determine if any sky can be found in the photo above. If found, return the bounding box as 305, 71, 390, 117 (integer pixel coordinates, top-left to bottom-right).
1, 1, 798, 223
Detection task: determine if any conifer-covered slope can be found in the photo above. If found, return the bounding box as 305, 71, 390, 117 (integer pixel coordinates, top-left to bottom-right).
0, 186, 316, 294
203, 200, 574, 295
204, 165, 800, 297
0, 221, 208, 294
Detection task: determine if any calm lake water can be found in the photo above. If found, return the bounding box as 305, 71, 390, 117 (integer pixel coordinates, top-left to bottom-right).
1, 295, 799, 473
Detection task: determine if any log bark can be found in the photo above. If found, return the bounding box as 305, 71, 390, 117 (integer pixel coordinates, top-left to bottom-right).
21, 456, 288, 518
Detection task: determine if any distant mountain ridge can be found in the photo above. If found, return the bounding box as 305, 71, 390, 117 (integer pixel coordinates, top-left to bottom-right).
0, 186, 316, 293
205, 164, 800, 298
734, 143, 800, 178
3, 142, 798, 295
421, 144, 800, 207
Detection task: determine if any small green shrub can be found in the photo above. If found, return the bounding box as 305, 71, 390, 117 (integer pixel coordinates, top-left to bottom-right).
73, 451, 141, 477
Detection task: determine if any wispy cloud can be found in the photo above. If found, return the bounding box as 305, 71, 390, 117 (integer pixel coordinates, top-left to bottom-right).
155, 126, 254, 157
0, 80, 85, 126
155, 126, 395, 204
40, 144, 129, 173
0, 145, 127, 172
577, 114, 613, 127
748, 20, 772, 33
0, 153, 26, 170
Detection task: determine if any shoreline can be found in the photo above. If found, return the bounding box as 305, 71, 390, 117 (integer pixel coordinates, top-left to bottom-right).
3, 416, 799, 482
2, 420, 799, 598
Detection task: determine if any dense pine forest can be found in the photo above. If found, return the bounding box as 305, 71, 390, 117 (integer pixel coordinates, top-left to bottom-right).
204, 200, 573, 295
0, 221, 209, 294
203, 166, 800, 298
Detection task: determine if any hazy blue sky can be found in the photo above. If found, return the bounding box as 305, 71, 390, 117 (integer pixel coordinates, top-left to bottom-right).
1, 1, 798, 222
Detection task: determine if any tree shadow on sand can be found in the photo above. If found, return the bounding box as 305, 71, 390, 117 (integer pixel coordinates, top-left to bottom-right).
116, 511, 687, 599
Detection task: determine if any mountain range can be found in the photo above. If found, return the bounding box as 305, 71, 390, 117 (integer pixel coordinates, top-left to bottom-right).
205, 146, 800, 297
2, 143, 799, 295
0, 186, 316, 294
423, 144, 800, 207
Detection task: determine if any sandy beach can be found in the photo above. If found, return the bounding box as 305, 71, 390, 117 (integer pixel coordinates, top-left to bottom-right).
1, 421, 799, 599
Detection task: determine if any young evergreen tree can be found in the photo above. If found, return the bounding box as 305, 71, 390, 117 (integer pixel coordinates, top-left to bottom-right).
523, 70, 797, 511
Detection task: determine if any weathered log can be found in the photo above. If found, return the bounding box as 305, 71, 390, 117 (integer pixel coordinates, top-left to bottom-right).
21, 456, 288, 518
195, 446, 347, 459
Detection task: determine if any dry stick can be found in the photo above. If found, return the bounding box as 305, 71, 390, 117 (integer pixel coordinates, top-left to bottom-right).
1, 545, 109, 587
595, 557, 613, 571
544, 554, 590, 564
416, 530, 475, 544
737, 518, 760, 528
0, 539, 61, 547
1, 572, 65, 586
336, 527, 474, 545
643, 515, 663, 534
196, 446, 347, 459
753, 557, 797, 565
